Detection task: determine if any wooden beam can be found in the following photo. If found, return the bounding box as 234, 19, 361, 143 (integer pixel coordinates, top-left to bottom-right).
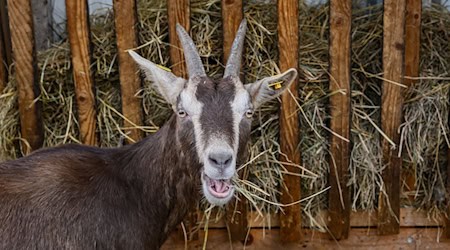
378, 0, 406, 235
221, 0, 248, 243
167, 0, 189, 78
162, 228, 450, 249
165, 208, 445, 229
7, 0, 43, 154
328, 0, 352, 240
113, 0, 143, 143
66, 0, 98, 146
402, 0, 422, 203
278, 0, 301, 243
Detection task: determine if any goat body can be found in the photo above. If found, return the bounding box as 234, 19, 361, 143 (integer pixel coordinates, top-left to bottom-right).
0, 116, 199, 249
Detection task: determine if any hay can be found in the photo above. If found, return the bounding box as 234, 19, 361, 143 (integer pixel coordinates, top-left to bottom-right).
349, 4, 384, 211
399, 4, 450, 213
0, 75, 19, 161
0, 0, 449, 231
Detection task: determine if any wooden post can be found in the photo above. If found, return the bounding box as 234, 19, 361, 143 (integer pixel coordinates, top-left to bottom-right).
278, 0, 301, 243
113, 0, 143, 143
30, 0, 51, 51
0, 20, 6, 93
222, 0, 243, 66
66, 0, 98, 146
402, 0, 421, 202
167, 0, 198, 242
167, 0, 189, 78
328, 0, 352, 240
378, 0, 406, 235
0, 0, 12, 66
221, 0, 249, 243
7, 0, 43, 154
0, 0, 10, 93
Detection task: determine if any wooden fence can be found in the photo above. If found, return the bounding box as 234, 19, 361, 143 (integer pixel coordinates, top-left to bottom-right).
0, 0, 449, 247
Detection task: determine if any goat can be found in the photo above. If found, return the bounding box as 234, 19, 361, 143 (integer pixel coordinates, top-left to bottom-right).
0, 20, 297, 249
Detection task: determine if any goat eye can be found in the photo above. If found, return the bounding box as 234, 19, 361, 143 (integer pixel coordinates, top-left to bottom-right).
245, 109, 254, 118
177, 110, 187, 118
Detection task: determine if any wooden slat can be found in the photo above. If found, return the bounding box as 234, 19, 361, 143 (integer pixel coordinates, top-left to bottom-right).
162, 228, 450, 249
221, 0, 248, 242
113, 0, 143, 143
30, 0, 51, 51
0, 0, 12, 66
66, 0, 98, 146
167, 0, 189, 78
402, 0, 422, 203
328, 0, 352, 240
378, 0, 407, 235
278, 0, 301, 242
0, 19, 6, 93
222, 0, 243, 64
7, 0, 43, 154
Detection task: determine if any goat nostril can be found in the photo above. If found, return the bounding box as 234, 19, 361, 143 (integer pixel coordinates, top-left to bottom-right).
208, 153, 233, 168
209, 157, 219, 165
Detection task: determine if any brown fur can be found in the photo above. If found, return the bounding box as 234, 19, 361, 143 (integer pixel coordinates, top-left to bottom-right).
0, 115, 201, 249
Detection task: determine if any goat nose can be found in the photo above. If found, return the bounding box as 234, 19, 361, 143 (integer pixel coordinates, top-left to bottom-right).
208, 152, 233, 169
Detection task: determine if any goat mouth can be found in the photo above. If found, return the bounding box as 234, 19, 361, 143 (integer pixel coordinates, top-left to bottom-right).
202, 174, 233, 199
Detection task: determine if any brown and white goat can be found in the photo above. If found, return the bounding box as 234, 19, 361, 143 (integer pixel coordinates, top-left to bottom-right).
0, 20, 297, 249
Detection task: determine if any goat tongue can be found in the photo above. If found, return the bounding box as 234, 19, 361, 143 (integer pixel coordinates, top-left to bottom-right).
210, 179, 231, 195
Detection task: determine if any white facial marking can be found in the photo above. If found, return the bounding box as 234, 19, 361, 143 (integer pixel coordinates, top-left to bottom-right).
230, 82, 251, 155
179, 81, 205, 165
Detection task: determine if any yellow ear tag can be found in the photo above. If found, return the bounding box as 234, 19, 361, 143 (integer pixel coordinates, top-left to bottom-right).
268, 81, 283, 90
157, 65, 172, 72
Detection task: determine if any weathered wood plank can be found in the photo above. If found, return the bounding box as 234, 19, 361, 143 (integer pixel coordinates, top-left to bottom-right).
221, 0, 248, 242
167, 0, 189, 78
113, 0, 143, 143
277, 0, 301, 242
0, 19, 6, 93
222, 0, 243, 64
402, 0, 422, 203
66, 0, 98, 146
7, 0, 43, 154
31, 0, 51, 51
0, 0, 12, 66
328, 0, 352, 240
162, 228, 450, 250
378, 0, 407, 235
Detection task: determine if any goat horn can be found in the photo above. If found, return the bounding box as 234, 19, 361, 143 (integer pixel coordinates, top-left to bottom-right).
223, 19, 247, 78
176, 24, 206, 78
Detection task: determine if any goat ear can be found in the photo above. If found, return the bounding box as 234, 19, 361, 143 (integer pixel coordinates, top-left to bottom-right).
129, 50, 186, 105
244, 68, 298, 109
